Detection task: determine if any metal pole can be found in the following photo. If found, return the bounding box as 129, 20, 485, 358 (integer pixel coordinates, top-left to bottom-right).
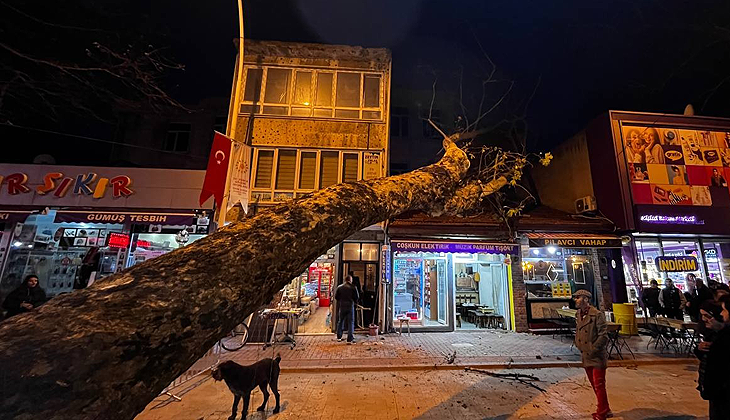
217, 0, 245, 227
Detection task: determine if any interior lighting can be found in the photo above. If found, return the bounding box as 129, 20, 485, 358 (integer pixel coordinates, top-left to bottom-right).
548, 246, 557, 255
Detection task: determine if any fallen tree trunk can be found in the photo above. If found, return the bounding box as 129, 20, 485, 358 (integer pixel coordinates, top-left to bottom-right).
0, 140, 490, 420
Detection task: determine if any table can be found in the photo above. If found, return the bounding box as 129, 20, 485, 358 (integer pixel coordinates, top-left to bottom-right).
260, 308, 303, 349
645, 317, 699, 355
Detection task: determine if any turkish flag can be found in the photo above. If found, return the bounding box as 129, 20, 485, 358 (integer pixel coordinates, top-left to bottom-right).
200, 132, 232, 208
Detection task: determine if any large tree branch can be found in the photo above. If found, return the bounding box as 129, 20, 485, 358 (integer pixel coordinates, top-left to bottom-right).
0, 141, 473, 420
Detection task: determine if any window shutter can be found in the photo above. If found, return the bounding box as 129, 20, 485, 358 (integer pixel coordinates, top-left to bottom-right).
275, 150, 297, 190
254, 150, 274, 188
342, 153, 359, 183
298, 152, 317, 189
319, 151, 339, 188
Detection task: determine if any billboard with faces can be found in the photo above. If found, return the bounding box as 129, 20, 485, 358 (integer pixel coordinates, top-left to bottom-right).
622, 125, 730, 207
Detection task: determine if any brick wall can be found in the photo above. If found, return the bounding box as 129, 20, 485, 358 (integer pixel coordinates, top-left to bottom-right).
510, 255, 529, 332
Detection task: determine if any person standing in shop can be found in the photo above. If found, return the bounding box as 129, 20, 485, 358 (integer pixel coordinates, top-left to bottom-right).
573, 289, 611, 420
641, 279, 662, 317
2, 275, 47, 319
659, 279, 686, 320
334, 275, 359, 344
348, 270, 362, 304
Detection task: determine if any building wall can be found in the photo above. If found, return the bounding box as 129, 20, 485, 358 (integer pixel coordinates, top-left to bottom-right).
533, 130, 595, 214
510, 255, 529, 332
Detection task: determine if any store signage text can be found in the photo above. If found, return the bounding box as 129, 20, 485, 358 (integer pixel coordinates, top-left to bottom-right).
655, 256, 698, 272
392, 241, 519, 255
54, 211, 195, 225
639, 214, 704, 225
529, 238, 622, 248
381, 245, 391, 284
0, 172, 134, 198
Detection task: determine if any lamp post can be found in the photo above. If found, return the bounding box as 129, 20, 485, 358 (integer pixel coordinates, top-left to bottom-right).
217, 0, 245, 227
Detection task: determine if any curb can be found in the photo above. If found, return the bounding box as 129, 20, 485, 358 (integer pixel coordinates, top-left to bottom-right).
278, 357, 698, 373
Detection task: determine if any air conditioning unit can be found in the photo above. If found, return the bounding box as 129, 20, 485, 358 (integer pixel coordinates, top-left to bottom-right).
575, 196, 597, 214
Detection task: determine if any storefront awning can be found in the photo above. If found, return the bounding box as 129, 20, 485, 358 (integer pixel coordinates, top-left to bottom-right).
525, 233, 623, 248
0, 210, 33, 224
391, 240, 519, 255
53, 211, 197, 225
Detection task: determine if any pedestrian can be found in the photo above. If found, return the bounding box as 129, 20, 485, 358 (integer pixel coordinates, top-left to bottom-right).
700, 294, 730, 419
573, 289, 611, 420
641, 279, 661, 317
659, 279, 686, 320
348, 270, 362, 303
695, 301, 723, 402
687, 278, 714, 322
2, 275, 46, 319
334, 275, 359, 344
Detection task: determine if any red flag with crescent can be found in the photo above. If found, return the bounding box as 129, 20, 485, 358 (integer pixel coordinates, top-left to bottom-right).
200, 131, 232, 208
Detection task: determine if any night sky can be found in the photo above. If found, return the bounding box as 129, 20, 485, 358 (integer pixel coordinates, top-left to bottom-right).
5, 0, 730, 150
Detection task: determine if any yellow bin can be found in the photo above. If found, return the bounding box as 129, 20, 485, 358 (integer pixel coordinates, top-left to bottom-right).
612, 303, 638, 336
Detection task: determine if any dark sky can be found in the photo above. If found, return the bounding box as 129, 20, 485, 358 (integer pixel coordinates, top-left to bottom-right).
109, 0, 730, 148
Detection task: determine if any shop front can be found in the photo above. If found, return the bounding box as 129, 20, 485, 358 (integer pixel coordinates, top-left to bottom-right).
390, 240, 519, 332
0, 164, 212, 300
522, 233, 623, 329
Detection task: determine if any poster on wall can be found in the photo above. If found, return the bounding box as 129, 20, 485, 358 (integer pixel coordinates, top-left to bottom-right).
622, 125, 730, 207
363, 152, 381, 180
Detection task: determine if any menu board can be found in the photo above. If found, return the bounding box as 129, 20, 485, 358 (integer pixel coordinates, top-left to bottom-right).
623, 126, 730, 207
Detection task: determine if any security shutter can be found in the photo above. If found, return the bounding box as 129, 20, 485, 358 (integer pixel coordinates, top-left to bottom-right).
275, 150, 297, 190
342, 153, 359, 183
298, 152, 317, 189
254, 150, 274, 188
319, 151, 339, 188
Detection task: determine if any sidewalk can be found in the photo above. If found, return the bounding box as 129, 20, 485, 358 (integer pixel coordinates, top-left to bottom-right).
223, 330, 696, 372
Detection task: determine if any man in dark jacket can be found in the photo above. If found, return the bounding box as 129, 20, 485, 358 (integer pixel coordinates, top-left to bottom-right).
2, 275, 46, 319
659, 279, 686, 320
641, 279, 661, 317
701, 294, 730, 419
334, 275, 359, 343
687, 278, 715, 322
573, 289, 611, 420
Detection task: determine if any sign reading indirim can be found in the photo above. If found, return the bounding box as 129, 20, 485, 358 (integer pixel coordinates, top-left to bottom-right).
639, 214, 705, 225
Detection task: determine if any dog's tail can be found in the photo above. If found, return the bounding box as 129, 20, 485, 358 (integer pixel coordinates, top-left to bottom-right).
274, 353, 281, 364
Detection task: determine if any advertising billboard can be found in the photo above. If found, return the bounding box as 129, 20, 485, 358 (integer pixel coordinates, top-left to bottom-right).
622, 125, 730, 207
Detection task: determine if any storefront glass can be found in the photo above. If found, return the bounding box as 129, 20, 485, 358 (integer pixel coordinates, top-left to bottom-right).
523, 246, 595, 321
392, 245, 512, 330
0, 211, 208, 299
633, 238, 704, 293
701, 241, 730, 283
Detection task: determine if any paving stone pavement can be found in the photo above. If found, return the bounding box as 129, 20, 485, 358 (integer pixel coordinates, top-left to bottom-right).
138, 364, 708, 420
221, 330, 691, 370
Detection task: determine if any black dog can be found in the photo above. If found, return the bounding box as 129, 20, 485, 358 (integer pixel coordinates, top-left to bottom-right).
212, 355, 281, 420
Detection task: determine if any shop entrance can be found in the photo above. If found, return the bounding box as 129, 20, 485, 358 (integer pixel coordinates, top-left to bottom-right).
343, 261, 379, 328
454, 254, 510, 330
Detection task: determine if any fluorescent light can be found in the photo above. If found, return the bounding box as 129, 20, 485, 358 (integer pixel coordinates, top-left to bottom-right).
548, 246, 557, 254
13, 241, 23, 247
532, 249, 540, 255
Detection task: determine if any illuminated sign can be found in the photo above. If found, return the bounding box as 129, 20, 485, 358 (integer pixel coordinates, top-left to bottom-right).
107, 233, 131, 248
392, 241, 519, 255
639, 214, 704, 225
529, 237, 622, 248
656, 256, 698, 272
0, 172, 133, 198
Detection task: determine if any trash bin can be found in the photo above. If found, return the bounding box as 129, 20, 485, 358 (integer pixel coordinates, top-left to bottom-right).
612, 303, 638, 336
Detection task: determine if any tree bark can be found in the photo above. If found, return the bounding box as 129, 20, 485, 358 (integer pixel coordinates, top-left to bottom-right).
0, 141, 475, 420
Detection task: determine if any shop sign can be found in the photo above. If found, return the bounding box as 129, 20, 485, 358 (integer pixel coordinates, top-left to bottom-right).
381, 245, 391, 285
392, 241, 519, 255
528, 237, 622, 248
54, 211, 195, 225
639, 214, 704, 225
655, 256, 698, 272
107, 232, 130, 249
0, 211, 32, 224
0, 172, 134, 198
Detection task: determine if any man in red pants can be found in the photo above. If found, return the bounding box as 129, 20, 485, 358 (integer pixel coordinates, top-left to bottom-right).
573, 289, 612, 420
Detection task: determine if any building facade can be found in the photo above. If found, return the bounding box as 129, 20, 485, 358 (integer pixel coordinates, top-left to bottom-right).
534, 110, 730, 306
0, 164, 212, 303
230, 40, 392, 332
